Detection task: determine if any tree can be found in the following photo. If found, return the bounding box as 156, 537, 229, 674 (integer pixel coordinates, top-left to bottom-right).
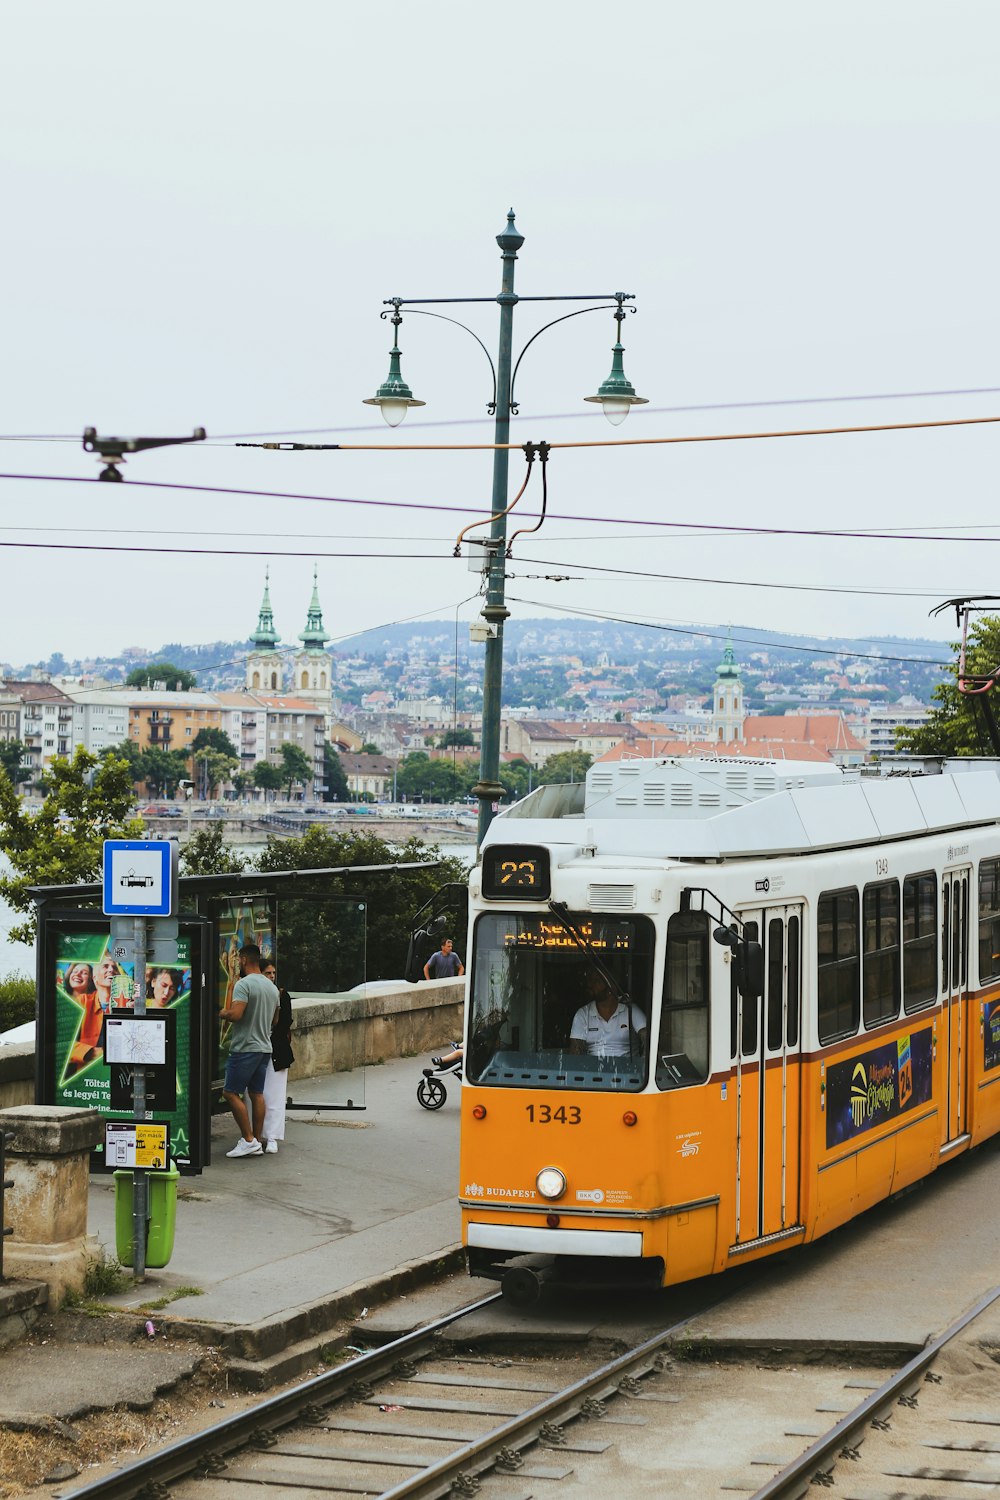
191, 727, 239, 758
438, 729, 474, 748
126, 662, 197, 691
0, 740, 32, 787
323, 743, 349, 802
255, 825, 468, 987
0, 747, 143, 943
253, 762, 284, 800
181, 824, 248, 876
197, 748, 239, 799
896, 617, 1000, 757
395, 752, 454, 801
360, 742, 380, 754
279, 741, 314, 799
141, 747, 191, 797
538, 750, 593, 785
498, 758, 532, 802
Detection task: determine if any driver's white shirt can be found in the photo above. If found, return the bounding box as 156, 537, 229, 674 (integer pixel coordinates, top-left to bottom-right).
570, 1000, 647, 1057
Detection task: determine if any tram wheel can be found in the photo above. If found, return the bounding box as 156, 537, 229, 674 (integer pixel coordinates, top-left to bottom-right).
417, 1075, 447, 1110
501, 1266, 545, 1309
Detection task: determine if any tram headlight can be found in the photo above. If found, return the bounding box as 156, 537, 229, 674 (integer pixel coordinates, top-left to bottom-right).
536, 1167, 567, 1201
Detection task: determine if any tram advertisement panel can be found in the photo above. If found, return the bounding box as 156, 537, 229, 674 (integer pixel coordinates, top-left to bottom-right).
51, 928, 196, 1166
984, 1000, 1000, 1073
825, 1029, 933, 1149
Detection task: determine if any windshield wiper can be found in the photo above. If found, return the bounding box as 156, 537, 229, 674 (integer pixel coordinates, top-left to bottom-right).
547, 901, 637, 1015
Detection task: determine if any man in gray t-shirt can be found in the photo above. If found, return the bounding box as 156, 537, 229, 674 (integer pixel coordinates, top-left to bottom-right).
220, 943, 279, 1158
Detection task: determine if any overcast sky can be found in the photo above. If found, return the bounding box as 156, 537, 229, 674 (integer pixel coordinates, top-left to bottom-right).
2, 2, 998, 671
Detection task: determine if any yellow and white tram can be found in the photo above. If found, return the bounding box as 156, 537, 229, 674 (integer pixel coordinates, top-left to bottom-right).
459, 755, 1000, 1304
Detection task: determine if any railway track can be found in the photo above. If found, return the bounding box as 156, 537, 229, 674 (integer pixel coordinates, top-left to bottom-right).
56, 1278, 1000, 1499
58, 1290, 713, 1500
749, 1283, 1000, 1499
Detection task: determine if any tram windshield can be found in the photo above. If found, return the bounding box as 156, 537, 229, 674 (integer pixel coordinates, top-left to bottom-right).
467, 911, 655, 1091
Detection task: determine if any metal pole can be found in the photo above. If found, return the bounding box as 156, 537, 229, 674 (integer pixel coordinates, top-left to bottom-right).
132, 914, 148, 1283
474, 210, 524, 848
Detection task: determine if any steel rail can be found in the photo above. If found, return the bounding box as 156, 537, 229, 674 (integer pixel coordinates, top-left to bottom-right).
377, 1306, 702, 1500
59, 1292, 502, 1500
748, 1281, 1000, 1499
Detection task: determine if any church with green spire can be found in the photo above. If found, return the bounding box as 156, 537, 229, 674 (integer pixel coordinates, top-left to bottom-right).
246, 569, 283, 693
294, 565, 332, 707
245, 567, 334, 714
711, 632, 745, 744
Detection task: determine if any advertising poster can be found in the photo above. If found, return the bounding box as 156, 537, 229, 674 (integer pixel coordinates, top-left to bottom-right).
53, 929, 195, 1166
825, 1028, 933, 1150
984, 999, 1000, 1073
214, 898, 274, 1082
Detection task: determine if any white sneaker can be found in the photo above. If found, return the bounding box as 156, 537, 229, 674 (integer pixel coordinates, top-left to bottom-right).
226, 1137, 263, 1158
265, 1139, 278, 1154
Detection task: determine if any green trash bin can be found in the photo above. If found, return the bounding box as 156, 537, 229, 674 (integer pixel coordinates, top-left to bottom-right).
113, 1164, 180, 1268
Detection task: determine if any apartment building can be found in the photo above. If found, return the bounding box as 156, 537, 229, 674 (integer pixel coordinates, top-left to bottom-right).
3, 680, 76, 782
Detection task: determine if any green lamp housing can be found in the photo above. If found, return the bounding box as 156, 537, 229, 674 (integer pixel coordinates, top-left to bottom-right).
584, 340, 648, 427
363, 342, 426, 428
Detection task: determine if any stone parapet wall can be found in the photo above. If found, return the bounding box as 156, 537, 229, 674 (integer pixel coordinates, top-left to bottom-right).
0, 1043, 34, 1109
288, 978, 465, 1077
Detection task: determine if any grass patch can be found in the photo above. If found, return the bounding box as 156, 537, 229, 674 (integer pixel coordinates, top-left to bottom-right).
83, 1255, 130, 1298
63, 1252, 130, 1311
137, 1286, 204, 1311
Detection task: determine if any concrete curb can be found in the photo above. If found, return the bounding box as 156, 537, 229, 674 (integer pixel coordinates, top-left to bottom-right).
160, 1243, 467, 1384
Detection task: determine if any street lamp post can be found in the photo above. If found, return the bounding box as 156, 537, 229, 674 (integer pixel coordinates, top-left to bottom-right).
367, 211, 645, 848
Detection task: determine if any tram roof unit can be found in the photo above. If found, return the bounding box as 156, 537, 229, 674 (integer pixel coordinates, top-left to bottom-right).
486, 755, 1000, 862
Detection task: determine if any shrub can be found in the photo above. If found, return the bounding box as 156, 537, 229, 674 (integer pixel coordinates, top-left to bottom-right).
0, 972, 35, 1033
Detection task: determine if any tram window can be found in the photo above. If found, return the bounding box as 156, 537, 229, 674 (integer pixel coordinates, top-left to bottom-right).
466, 911, 655, 1093
862, 880, 900, 1029
978, 859, 1000, 983
902, 872, 937, 1012
731, 919, 760, 1057
941, 882, 949, 993
766, 919, 784, 1051
786, 915, 800, 1047
817, 888, 859, 1044
657, 910, 709, 1090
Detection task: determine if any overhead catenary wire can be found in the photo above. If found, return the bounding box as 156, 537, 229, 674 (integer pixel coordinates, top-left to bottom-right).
506, 595, 952, 668
0, 529, 965, 604
3, 382, 1000, 446
4, 470, 1000, 545
233, 410, 1000, 450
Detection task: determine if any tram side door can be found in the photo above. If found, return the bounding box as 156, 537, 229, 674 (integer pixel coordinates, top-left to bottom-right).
941, 866, 971, 1147
733, 904, 804, 1246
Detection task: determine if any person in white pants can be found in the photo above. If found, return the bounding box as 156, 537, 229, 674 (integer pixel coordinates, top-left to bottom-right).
261, 961, 294, 1154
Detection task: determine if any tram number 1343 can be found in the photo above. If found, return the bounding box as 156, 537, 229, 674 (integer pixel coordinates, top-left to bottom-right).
525, 1105, 582, 1124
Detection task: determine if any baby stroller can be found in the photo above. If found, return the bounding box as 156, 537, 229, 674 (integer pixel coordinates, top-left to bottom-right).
417, 1043, 463, 1110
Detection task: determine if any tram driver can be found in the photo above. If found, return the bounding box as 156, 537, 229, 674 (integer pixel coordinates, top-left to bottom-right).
568, 968, 647, 1059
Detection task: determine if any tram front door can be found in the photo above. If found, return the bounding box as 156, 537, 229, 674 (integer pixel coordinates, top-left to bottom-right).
941, 866, 971, 1149
733, 904, 804, 1247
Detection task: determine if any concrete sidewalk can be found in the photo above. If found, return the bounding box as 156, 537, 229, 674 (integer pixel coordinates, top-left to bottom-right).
88, 1055, 464, 1373
5, 1059, 1000, 1428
